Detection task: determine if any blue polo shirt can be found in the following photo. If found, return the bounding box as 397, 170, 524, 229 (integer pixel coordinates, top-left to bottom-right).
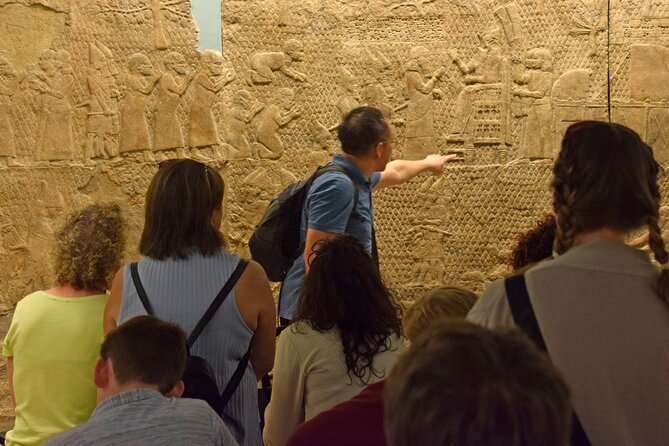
279, 154, 381, 320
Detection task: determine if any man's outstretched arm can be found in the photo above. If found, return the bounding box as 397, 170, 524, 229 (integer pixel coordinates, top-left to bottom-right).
375, 154, 456, 190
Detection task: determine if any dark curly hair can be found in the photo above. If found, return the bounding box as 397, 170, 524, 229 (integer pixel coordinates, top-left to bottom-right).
293, 234, 402, 383
509, 214, 556, 271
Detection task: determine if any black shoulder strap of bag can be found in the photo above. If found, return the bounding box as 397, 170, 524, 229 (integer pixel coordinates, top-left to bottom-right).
314, 164, 360, 212
130, 260, 249, 349
504, 274, 592, 446
187, 259, 248, 349
369, 188, 379, 268
130, 262, 153, 315
130, 259, 251, 413
196, 259, 249, 412
504, 274, 546, 351
219, 344, 251, 411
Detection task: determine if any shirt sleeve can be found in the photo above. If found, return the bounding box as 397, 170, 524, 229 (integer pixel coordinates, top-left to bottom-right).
466, 279, 517, 328
370, 171, 381, 189
305, 173, 355, 234
2, 302, 21, 357
263, 330, 306, 446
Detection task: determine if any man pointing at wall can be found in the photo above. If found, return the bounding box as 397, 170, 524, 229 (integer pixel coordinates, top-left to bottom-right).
279, 106, 456, 324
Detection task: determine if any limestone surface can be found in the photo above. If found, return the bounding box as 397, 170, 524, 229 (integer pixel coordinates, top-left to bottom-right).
1, 0, 669, 422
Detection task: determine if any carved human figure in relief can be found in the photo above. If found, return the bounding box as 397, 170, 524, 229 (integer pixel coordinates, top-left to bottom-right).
86, 43, 121, 161
361, 82, 393, 120
336, 66, 359, 118
256, 87, 302, 159
119, 54, 160, 159
407, 178, 451, 287
188, 50, 234, 149
22, 180, 64, 290
224, 89, 263, 158
0, 55, 21, 167
404, 46, 445, 160
642, 0, 666, 18
153, 51, 194, 151
99, 0, 190, 50
248, 39, 307, 84
447, 29, 506, 139
512, 48, 554, 160
228, 168, 274, 257
31, 49, 75, 161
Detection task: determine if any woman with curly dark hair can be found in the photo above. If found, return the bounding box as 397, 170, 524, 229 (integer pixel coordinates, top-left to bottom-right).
3, 203, 125, 446
263, 235, 404, 446
508, 213, 556, 272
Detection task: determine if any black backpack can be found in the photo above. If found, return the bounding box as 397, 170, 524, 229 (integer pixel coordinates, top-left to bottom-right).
130, 259, 249, 414
249, 164, 359, 281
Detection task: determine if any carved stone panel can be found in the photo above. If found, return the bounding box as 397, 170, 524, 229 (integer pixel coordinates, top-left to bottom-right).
1, 0, 669, 423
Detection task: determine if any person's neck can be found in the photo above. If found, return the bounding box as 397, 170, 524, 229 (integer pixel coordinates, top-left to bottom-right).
98, 381, 162, 404
45, 284, 106, 298
341, 153, 376, 179
574, 227, 627, 246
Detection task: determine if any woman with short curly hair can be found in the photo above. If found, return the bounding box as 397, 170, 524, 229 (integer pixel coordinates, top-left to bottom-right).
3, 203, 125, 446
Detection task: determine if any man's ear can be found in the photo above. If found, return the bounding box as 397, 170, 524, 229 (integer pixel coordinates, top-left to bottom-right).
374, 141, 385, 159
93, 358, 110, 389
165, 380, 185, 398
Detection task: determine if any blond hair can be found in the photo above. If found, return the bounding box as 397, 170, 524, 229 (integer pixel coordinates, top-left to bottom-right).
403, 286, 478, 342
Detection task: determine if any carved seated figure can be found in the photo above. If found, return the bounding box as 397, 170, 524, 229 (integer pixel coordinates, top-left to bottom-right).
447, 29, 507, 142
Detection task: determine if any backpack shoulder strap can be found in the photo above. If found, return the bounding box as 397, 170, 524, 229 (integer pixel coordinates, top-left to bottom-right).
313, 164, 360, 211
312, 164, 377, 264
218, 344, 251, 412
504, 274, 592, 446
130, 262, 154, 315
187, 259, 249, 349
504, 274, 547, 351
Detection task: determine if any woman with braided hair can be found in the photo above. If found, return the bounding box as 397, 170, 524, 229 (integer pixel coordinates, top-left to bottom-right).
468, 121, 669, 446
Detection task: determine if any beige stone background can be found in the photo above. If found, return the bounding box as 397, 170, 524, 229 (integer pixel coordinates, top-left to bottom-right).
1, 0, 669, 425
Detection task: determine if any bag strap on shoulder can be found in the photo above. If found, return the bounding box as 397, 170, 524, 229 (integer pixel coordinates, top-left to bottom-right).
313, 164, 360, 211
130, 262, 154, 315
504, 274, 547, 351
504, 274, 591, 446
188, 259, 249, 349
129, 259, 251, 414
218, 344, 251, 412
311, 163, 378, 266
129, 260, 249, 349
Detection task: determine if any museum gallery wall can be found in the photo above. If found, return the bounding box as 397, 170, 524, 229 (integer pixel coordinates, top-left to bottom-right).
1, 0, 669, 364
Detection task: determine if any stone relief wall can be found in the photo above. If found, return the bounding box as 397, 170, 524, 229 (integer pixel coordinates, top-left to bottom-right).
1, 0, 669, 419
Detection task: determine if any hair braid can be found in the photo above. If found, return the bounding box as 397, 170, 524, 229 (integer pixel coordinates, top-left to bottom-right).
646, 184, 669, 304
552, 157, 578, 255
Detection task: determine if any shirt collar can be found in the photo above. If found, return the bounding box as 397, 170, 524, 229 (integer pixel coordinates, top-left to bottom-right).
537, 238, 656, 277
332, 153, 371, 186
93, 388, 164, 416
